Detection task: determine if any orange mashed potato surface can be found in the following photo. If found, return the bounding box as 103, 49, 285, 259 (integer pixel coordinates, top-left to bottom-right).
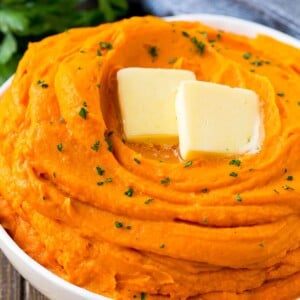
0, 16, 300, 300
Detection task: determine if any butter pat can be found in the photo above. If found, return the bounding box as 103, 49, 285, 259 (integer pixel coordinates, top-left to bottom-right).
176, 81, 263, 160
117, 67, 196, 143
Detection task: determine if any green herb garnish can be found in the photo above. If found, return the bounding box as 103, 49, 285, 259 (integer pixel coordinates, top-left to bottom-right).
182, 31, 190, 37
91, 140, 100, 151
134, 158, 141, 164
100, 41, 113, 49
37, 80, 48, 88
190, 36, 205, 54
79, 106, 88, 119
277, 92, 285, 97
115, 221, 123, 228
124, 187, 134, 197
286, 175, 293, 181
184, 161, 193, 168
96, 166, 105, 176
148, 46, 158, 58
229, 159, 241, 167
57, 143, 63, 152
243, 52, 252, 59
160, 177, 170, 185
236, 194, 242, 202
230, 172, 238, 177
144, 198, 153, 204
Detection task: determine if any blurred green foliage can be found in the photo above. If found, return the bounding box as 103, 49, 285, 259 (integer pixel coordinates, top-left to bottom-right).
0, 0, 128, 84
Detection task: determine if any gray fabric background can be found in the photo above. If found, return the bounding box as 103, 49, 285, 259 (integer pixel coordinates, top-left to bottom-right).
141, 0, 300, 39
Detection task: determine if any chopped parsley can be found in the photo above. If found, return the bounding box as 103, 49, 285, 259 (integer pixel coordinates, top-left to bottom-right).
100, 41, 113, 49
91, 140, 100, 151
37, 80, 48, 88
236, 194, 242, 202
243, 52, 252, 59
160, 177, 170, 185
42, 195, 46, 201
159, 244, 165, 249
96, 166, 105, 176
126, 225, 132, 230
134, 158, 141, 164
184, 161, 193, 168
201, 188, 208, 193
277, 92, 285, 97
140, 292, 147, 300
144, 198, 153, 204
273, 189, 279, 194
259, 242, 265, 248
229, 159, 241, 167
251, 60, 263, 67
115, 221, 123, 228
190, 36, 205, 54
96, 49, 102, 56
97, 181, 104, 186
182, 31, 190, 37
79, 106, 88, 119
230, 172, 238, 177
57, 143, 63, 152
105, 177, 112, 183
148, 46, 158, 58
124, 187, 134, 197
286, 175, 293, 181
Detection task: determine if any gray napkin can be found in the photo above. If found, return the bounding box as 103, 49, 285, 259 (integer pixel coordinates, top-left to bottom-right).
141, 0, 300, 39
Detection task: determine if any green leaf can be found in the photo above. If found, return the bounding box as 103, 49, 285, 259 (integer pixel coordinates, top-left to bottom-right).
0, 32, 17, 64
0, 9, 29, 33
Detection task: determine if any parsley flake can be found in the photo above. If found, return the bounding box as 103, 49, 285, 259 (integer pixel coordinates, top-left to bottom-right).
124, 187, 134, 197
286, 175, 293, 181
190, 36, 205, 54
277, 92, 285, 97
144, 198, 153, 204
148, 46, 158, 58
160, 244, 165, 249
57, 143, 63, 152
91, 140, 100, 151
140, 292, 147, 300
184, 161, 193, 168
96, 166, 105, 176
243, 52, 252, 59
96, 49, 102, 56
182, 31, 190, 37
105, 178, 112, 183
236, 194, 242, 202
100, 41, 113, 49
229, 159, 241, 167
79, 107, 88, 119
115, 221, 123, 228
201, 188, 208, 193
134, 158, 141, 164
230, 171, 238, 177
160, 177, 170, 185
37, 80, 48, 88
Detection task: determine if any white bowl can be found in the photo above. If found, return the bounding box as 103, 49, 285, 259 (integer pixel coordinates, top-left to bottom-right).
0, 14, 299, 300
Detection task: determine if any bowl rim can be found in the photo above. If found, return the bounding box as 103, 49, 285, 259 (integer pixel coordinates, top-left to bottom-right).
0, 13, 299, 300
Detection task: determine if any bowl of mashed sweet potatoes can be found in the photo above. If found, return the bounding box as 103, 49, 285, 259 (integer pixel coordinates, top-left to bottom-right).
0, 14, 300, 300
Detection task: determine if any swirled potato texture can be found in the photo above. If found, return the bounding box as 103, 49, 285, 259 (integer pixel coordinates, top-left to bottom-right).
0, 16, 300, 300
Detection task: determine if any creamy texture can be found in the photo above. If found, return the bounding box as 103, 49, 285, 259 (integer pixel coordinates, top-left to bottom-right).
0, 16, 300, 300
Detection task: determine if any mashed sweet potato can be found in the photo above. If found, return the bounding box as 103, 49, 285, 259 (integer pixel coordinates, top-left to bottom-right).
0, 16, 300, 299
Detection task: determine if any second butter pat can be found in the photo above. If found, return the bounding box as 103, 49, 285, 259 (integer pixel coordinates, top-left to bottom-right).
176, 81, 263, 160
117, 67, 196, 143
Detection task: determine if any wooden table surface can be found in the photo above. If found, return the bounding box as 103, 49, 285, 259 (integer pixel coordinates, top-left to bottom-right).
0, 250, 48, 300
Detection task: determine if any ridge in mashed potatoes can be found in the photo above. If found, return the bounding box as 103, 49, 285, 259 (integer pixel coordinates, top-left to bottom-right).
0, 16, 300, 299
